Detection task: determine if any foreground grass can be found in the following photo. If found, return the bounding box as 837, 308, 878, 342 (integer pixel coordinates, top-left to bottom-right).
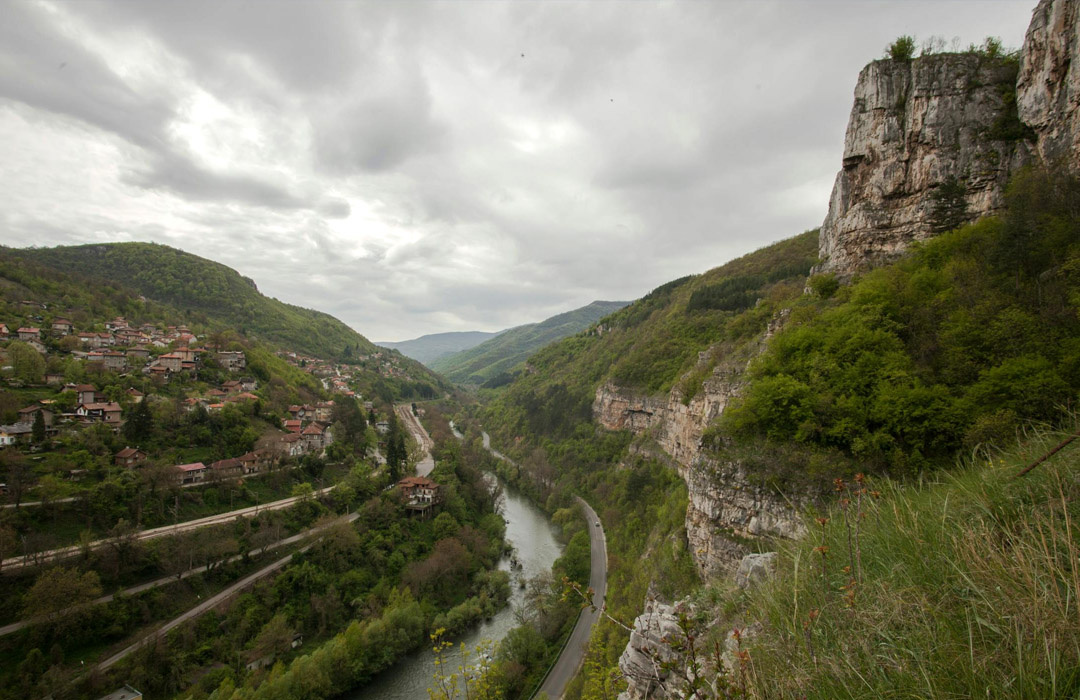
699, 425, 1080, 699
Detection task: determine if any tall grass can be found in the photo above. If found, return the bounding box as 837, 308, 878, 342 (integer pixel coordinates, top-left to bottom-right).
715, 425, 1080, 698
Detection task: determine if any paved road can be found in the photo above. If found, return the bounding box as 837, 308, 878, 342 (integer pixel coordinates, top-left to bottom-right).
476, 430, 609, 700
3, 484, 337, 573
536, 497, 608, 700
97, 547, 302, 671
396, 404, 435, 477
0, 512, 359, 638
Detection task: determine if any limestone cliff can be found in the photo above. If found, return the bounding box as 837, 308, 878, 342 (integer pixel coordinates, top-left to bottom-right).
816, 53, 1032, 277
593, 337, 806, 579
1018, 0, 1080, 162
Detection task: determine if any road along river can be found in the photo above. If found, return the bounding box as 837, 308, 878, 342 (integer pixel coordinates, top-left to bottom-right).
346, 475, 563, 700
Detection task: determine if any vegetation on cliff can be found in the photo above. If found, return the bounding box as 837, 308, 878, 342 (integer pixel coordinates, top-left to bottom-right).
719, 166, 1080, 485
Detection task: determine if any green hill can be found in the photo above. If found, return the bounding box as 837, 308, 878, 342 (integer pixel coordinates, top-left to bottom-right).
377, 330, 501, 366
11, 242, 377, 362
431, 300, 630, 385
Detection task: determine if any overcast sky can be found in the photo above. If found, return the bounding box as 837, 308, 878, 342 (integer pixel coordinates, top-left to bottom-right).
0, 0, 1035, 341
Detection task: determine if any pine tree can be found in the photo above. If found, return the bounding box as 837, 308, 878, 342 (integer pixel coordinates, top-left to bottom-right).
123, 398, 153, 442
31, 410, 45, 444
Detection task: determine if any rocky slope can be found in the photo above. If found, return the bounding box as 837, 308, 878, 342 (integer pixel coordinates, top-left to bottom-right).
593, 314, 807, 579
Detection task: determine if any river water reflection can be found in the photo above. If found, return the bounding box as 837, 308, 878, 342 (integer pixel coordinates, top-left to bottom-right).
345, 477, 562, 700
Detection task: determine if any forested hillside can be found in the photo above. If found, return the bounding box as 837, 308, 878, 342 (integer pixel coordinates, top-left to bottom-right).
432, 300, 630, 386
12, 243, 376, 362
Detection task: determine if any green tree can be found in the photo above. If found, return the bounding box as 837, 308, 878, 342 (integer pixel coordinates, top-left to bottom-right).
123, 398, 153, 443
386, 415, 407, 481
886, 35, 916, 61
22, 567, 102, 629
8, 341, 45, 384
929, 176, 969, 233
31, 409, 45, 444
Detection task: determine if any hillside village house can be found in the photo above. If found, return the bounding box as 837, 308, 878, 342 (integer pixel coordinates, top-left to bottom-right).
76, 402, 122, 424
210, 457, 242, 479
279, 432, 305, 457
75, 384, 100, 405
102, 351, 127, 371
17, 405, 53, 427
217, 351, 246, 371
114, 447, 148, 467
0, 323, 8, 337
0, 423, 31, 446
51, 318, 73, 335
175, 462, 207, 484
237, 449, 272, 474
157, 353, 183, 372
17, 327, 41, 342
398, 476, 441, 518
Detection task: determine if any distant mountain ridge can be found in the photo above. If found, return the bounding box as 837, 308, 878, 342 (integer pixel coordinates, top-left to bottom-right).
11, 242, 377, 362
376, 330, 502, 366
431, 300, 630, 385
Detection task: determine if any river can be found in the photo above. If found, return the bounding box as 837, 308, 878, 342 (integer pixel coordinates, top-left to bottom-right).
345, 475, 563, 700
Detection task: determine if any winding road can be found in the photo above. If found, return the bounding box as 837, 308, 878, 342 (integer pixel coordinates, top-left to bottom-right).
474, 429, 609, 700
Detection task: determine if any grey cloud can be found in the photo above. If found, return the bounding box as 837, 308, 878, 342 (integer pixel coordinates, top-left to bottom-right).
316, 198, 351, 219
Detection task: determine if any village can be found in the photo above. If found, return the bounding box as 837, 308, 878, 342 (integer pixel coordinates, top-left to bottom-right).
0, 309, 432, 503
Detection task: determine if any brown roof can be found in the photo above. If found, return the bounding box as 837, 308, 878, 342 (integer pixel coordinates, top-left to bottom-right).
115, 447, 145, 459
398, 476, 437, 488
82, 402, 121, 412
211, 458, 241, 470
175, 462, 206, 472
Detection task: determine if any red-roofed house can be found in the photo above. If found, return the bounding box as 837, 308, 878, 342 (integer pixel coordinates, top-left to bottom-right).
175, 462, 207, 484
76, 402, 122, 424
115, 447, 148, 468
51, 318, 73, 335
17, 327, 41, 342
210, 457, 242, 478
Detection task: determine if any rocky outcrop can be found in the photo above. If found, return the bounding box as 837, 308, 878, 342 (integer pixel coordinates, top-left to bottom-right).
594, 354, 806, 579
816, 53, 1033, 278
1019, 0, 1080, 162
616, 600, 687, 700
818, 0, 1080, 278
734, 552, 778, 590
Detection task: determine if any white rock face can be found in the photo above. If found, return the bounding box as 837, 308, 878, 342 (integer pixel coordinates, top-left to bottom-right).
616, 600, 686, 700
593, 355, 807, 579
1018, 0, 1080, 162
816, 53, 1032, 278
734, 552, 778, 590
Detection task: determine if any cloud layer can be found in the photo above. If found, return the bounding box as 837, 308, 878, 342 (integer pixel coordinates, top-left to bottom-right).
0, 0, 1035, 340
